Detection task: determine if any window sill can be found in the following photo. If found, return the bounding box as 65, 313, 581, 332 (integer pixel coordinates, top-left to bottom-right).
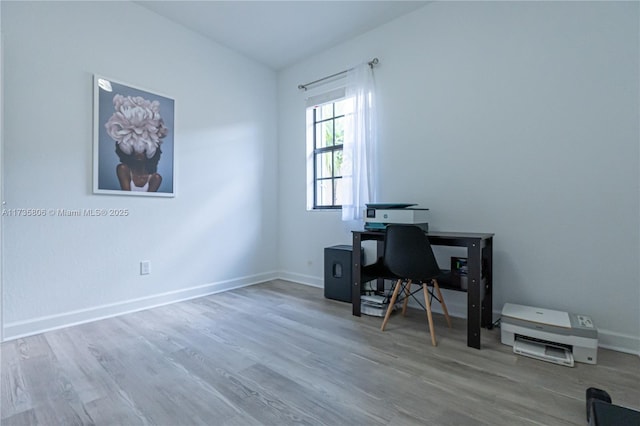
307, 208, 342, 212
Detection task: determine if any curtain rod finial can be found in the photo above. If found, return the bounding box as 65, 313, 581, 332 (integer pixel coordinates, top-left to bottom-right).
298, 84, 307, 91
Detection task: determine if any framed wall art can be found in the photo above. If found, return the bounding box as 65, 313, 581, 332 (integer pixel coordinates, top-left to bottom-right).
93, 75, 175, 197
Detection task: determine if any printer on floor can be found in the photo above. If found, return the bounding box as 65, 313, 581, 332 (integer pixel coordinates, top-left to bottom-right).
501, 303, 598, 367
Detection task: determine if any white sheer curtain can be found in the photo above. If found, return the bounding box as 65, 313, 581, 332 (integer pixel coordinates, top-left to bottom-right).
341, 62, 378, 227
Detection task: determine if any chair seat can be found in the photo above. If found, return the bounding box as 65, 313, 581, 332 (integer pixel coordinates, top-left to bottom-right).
363, 258, 452, 285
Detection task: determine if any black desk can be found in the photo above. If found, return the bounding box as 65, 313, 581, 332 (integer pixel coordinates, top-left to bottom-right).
352, 230, 494, 349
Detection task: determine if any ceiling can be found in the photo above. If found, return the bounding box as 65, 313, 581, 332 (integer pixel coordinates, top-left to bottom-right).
135, 1, 430, 70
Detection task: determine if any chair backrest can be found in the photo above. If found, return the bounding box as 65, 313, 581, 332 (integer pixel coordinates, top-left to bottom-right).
383, 224, 441, 281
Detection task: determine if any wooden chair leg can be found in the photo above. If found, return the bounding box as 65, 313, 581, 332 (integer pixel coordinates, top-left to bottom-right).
401, 279, 412, 316
381, 279, 402, 331
432, 279, 452, 328
422, 283, 437, 346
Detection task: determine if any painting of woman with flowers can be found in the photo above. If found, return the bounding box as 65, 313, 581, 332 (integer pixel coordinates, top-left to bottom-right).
94, 76, 175, 196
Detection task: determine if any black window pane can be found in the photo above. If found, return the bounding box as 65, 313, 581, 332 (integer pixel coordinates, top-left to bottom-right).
316, 152, 333, 179
316, 179, 333, 207
333, 150, 343, 177
334, 117, 344, 146
316, 121, 333, 148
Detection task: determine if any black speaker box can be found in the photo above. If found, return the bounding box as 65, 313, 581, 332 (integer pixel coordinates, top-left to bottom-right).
324, 245, 354, 303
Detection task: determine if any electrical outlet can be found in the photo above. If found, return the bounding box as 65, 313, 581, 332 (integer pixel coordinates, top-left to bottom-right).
140, 261, 151, 275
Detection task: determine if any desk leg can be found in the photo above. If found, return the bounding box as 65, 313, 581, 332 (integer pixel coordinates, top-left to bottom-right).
482, 238, 493, 329
352, 233, 362, 316
376, 240, 385, 292
467, 240, 482, 349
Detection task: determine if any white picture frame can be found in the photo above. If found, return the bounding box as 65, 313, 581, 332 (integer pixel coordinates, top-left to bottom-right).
93, 75, 175, 197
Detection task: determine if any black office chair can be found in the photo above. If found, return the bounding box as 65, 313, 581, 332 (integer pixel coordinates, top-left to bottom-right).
374, 224, 452, 346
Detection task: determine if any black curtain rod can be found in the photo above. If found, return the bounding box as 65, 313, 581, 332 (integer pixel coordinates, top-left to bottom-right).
297, 58, 379, 91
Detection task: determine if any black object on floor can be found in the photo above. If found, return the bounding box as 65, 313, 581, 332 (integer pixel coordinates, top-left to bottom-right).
324, 245, 354, 303
586, 387, 612, 422
586, 387, 640, 426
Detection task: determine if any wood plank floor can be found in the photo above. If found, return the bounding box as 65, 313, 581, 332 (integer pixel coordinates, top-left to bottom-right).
1, 280, 639, 425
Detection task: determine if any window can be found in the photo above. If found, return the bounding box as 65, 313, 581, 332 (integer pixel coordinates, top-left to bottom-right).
304, 63, 377, 219
308, 98, 348, 209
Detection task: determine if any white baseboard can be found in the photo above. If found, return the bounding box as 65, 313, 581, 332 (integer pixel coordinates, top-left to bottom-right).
2, 271, 278, 341
596, 328, 640, 356
278, 271, 323, 288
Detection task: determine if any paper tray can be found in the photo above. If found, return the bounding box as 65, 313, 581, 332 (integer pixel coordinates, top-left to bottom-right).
513, 336, 574, 367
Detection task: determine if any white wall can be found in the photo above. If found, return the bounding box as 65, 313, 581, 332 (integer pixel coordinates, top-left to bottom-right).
1, 1, 278, 338
0, 4, 4, 342
277, 1, 640, 354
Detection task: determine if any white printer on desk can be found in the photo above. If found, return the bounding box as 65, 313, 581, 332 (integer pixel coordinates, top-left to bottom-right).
364, 203, 429, 231
501, 303, 598, 367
